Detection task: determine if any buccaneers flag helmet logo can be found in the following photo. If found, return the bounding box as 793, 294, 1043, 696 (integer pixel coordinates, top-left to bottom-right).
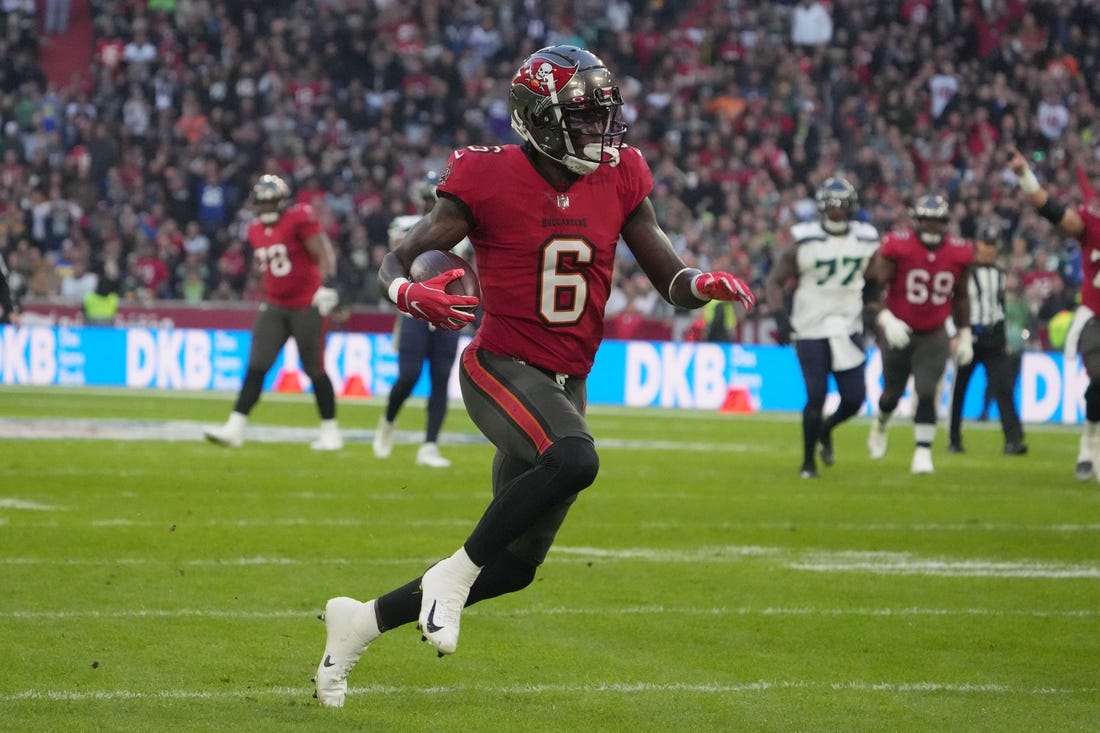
513, 56, 578, 99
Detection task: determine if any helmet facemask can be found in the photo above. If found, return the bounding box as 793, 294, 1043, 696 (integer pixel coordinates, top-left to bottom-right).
815, 177, 858, 235
252, 175, 291, 225
510, 46, 628, 176
910, 195, 950, 249
915, 217, 949, 248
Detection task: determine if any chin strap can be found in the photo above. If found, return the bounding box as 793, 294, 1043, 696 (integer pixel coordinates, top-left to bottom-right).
918, 232, 945, 248
562, 154, 599, 176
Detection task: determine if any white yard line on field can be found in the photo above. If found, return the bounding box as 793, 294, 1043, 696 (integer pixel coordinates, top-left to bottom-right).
557, 546, 1100, 577
0, 498, 66, 511
3, 605, 1097, 621
0, 417, 489, 447
638, 520, 1100, 532
2, 545, 1098, 578
789, 549, 1100, 578
3, 680, 1096, 703
6, 513, 1098, 533
0, 417, 747, 451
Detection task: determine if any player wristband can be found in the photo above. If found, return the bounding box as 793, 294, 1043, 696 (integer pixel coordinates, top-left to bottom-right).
688, 273, 709, 301
388, 277, 410, 305
1017, 167, 1040, 194
667, 267, 702, 307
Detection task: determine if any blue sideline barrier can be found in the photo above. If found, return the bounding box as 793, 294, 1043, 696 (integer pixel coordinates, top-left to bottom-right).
0, 325, 1086, 424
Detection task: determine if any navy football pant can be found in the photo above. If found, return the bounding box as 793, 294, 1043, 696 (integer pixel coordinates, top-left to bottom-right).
795, 336, 866, 468
384, 316, 460, 442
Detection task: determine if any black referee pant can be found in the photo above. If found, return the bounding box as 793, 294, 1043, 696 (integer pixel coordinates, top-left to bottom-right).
948, 322, 1025, 449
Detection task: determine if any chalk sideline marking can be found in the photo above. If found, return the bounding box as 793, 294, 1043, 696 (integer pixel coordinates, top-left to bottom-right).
2, 546, 1098, 578
0, 417, 748, 452
4, 679, 1095, 703
3, 605, 1096, 621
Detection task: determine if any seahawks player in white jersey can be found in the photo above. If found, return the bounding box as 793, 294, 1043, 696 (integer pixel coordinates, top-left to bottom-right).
374, 173, 475, 468
766, 176, 880, 477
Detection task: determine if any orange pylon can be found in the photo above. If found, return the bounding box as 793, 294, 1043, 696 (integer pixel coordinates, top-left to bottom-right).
718, 385, 755, 414
273, 371, 303, 393
341, 374, 371, 398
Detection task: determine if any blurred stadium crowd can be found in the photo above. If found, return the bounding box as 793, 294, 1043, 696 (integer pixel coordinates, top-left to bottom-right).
0, 0, 1098, 347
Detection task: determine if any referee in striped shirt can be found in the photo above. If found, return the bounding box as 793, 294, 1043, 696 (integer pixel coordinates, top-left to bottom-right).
948, 230, 1027, 455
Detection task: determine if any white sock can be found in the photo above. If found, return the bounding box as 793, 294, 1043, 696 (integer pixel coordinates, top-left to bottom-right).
356, 599, 381, 641
226, 412, 247, 432
450, 546, 483, 581
914, 422, 936, 446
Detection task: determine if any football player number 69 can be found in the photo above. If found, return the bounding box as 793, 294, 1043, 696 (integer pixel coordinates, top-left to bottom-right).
539, 237, 593, 325
904, 268, 954, 306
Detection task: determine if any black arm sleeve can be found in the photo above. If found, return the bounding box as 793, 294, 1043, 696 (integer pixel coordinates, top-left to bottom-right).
861, 277, 880, 306
1037, 197, 1067, 226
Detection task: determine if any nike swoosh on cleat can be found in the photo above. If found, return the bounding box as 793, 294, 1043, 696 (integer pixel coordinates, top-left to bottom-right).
425, 601, 444, 633
322, 655, 336, 668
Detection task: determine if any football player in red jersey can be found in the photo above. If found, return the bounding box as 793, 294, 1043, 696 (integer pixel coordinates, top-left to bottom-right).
867, 194, 974, 474
1009, 147, 1100, 481
313, 45, 756, 706
203, 174, 343, 450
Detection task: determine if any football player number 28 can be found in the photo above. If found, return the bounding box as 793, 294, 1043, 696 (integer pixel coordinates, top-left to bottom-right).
539, 237, 593, 325
904, 268, 954, 306
255, 244, 292, 277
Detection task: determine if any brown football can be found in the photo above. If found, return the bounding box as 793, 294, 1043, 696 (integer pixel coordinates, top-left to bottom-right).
409, 250, 480, 301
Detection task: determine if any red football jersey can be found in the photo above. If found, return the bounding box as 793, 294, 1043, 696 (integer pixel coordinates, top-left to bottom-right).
245, 203, 324, 308
879, 229, 974, 332
437, 144, 652, 376
1076, 199, 1100, 314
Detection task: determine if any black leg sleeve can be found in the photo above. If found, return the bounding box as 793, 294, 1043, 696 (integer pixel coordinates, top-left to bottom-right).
233, 368, 267, 415
464, 436, 598, 566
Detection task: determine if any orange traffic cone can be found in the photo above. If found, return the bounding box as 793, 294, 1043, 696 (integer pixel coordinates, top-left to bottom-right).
719, 385, 755, 414
273, 370, 303, 393
341, 374, 371, 398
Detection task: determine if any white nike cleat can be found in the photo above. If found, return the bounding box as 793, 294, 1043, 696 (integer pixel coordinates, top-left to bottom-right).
416, 442, 451, 468
311, 434, 344, 451
311, 420, 343, 451
314, 597, 381, 708
868, 420, 888, 459
910, 446, 935, 474
418, 548, 481, 656
373, 417, 395, 459
203, 424, 243, 448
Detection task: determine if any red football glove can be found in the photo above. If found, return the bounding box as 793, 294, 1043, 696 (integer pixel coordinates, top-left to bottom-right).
392, 270, 478, 331
691, 272, 756, 312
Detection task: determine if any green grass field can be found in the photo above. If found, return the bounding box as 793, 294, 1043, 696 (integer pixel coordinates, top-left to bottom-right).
1, 385, 1097, 732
